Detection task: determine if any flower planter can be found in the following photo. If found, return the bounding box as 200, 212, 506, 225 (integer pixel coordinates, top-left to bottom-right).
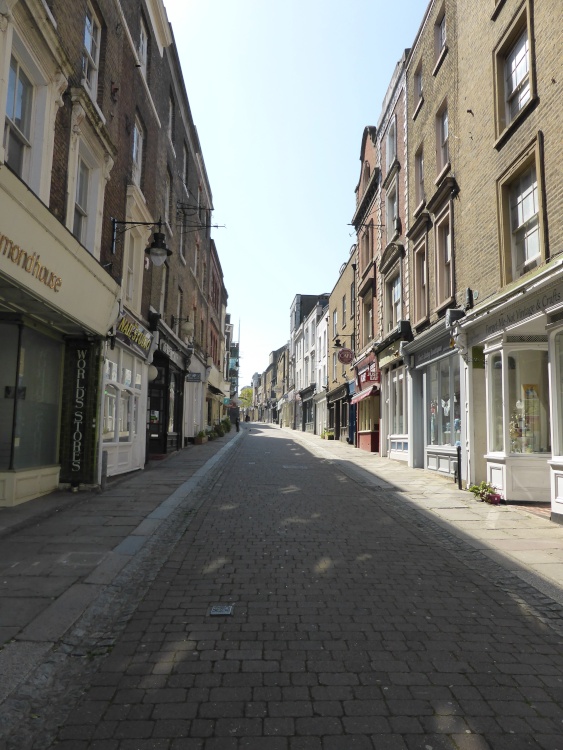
486, 493, 502, 505
194, 436, 207, 445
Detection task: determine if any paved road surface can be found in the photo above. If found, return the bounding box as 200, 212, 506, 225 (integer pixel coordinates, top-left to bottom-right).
2, 424, 563, 749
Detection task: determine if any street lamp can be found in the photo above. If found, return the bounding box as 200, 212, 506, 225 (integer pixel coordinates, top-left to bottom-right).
111, 217, 172, 267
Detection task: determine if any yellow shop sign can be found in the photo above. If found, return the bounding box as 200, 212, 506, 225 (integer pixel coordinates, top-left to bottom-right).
0, 232, 62, 292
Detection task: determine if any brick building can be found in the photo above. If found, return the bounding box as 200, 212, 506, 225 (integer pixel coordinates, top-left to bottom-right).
451, 0, 563, 516
0, 0, 229, 504
402, 0, 463, 478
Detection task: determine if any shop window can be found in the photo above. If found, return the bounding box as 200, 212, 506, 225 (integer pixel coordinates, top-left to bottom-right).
0, 326, 63, 470
358, 396, 379, 432
427, 356, 460, 447
103, 350, 143, 445
489, 353, 504, 451
391, 367, 407, 435
555, 332, 563, 455
507, 350, 550, 454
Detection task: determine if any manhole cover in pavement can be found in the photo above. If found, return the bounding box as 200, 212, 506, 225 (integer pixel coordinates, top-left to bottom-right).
209, 604, 234, 616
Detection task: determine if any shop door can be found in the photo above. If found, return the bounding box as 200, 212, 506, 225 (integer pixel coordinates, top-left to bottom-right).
148, 365, 166, 456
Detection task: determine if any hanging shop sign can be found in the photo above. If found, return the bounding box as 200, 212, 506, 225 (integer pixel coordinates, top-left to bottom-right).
0, 232, 63, 292
59, 339, 100, 486
159, 339, 185, 369
337, 348, 354, 365
378, 340, 402, 369
358, 362, 379, 385
116, 313, 153, 358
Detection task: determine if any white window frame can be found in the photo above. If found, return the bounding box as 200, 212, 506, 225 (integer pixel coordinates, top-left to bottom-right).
132, 116, 144, 188
1, 31, 64, 201
82, 4, 101, 100
66, 103, 111, 257
415, 147, 424, 206
413, 237, 428, 325
505, 29, 530, 125
386, 273, 401, 333
436, 104, 449, 174
386, 181, 398, 244
4, 55, 33, 179
138, 16, 149, 79
510, 165, 539, 277
362, 291, 373, 347
386, 118, 396, 171
435, 205, 453, 308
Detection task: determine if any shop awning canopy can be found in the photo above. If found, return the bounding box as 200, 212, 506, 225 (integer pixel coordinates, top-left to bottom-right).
351, 385, 379, 404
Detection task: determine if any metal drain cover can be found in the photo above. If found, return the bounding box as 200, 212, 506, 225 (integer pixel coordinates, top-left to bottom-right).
209, 604, 234, 616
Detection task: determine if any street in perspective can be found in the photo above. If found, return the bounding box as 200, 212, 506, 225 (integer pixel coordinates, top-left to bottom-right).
1, 423, 563, 750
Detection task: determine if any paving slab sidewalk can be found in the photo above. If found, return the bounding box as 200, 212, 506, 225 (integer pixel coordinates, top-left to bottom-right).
0, 429, 242, 704
289, 427, 563, 606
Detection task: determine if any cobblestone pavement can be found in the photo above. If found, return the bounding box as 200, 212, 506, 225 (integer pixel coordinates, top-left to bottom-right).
4, 425, 563, 749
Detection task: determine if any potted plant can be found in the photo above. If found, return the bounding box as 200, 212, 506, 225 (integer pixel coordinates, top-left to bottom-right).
194, 430, 207, 445
468, 481, 502, 504
325, 429, 335, 440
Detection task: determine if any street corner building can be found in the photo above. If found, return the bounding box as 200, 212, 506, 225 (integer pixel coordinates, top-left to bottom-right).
0, 0, 232, 506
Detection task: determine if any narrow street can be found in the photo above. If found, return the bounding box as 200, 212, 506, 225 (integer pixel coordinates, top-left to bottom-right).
2, 425, 563, 749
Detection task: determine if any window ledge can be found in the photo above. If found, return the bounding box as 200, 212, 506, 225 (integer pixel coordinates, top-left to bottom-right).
491, 0, 508, 20
433, 296, 455, 316
432, 45, 448, 77
412, 96, 424, 121
413, 315, 429, 330
494, 97, 538, 151
434, 161, 451, 187
413, 199, 427, 218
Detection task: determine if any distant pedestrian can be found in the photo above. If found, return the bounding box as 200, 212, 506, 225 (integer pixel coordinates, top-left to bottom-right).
245, 415, 250, 423
235, 417, 240, 432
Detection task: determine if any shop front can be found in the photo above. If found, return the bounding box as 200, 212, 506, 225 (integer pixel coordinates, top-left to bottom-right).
460, 265, 563, 508
327, 383, 350, 443
405, 324, 462, 478
0, 168, 120, 505
375, 322, 411, 462
101, 313, 155, 477
299, 384, 316, 432
352, 354, 380, 453
148, 335, 189, 457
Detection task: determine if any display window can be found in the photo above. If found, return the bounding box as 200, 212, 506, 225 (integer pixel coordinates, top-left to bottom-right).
556, 332, 563, 455
390, 366, 407, 435
488, 347, 550, 455
103, 348, 144, 444
427, 356, 460, 447
358, 396, 379, 432
0, 324, 63, 469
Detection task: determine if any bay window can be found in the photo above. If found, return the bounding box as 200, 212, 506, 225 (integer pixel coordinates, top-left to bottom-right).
427, 356, 460, 447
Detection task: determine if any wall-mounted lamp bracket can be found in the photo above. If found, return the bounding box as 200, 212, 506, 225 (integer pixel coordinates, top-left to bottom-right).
111, 217, 172, 267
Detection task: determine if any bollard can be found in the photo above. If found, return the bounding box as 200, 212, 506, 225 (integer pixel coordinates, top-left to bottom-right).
456, 443, 462, 490
101, 450, 108, 492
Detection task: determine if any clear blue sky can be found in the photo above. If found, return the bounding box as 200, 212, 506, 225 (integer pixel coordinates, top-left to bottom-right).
163, 0, 426, 390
